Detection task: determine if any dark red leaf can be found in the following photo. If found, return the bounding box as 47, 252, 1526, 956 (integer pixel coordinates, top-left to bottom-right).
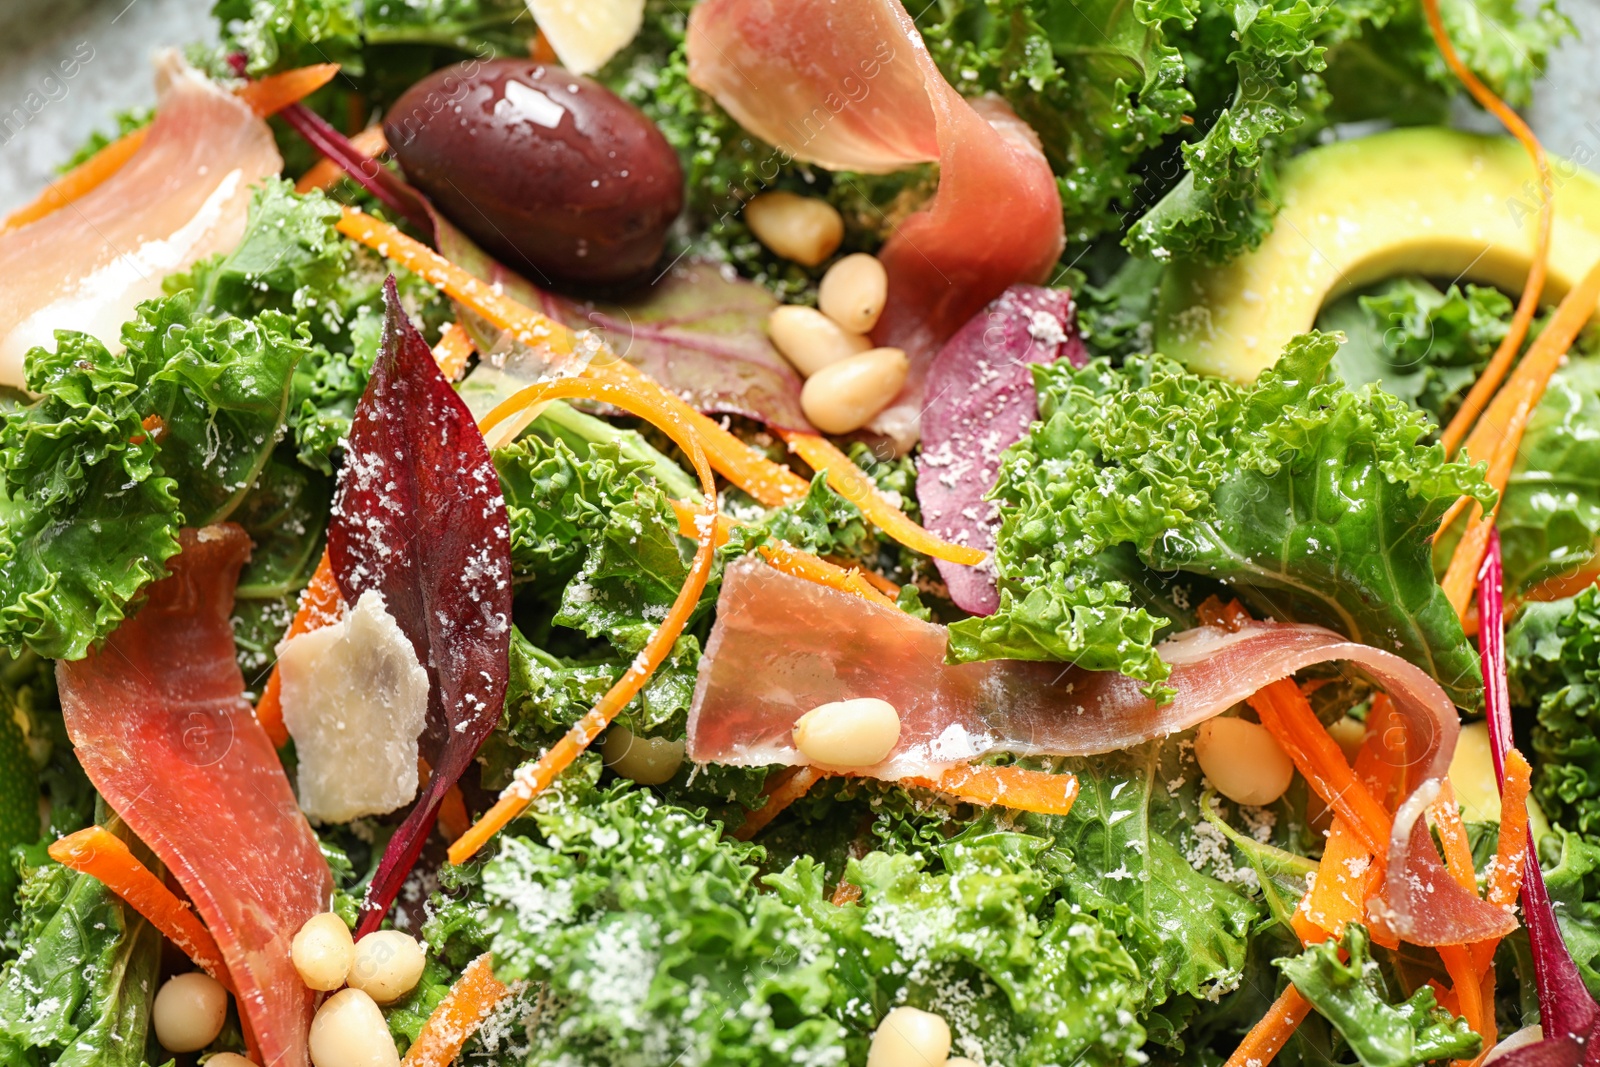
1479, 532, 1600, 1051
330, 278, 512, 934
915, 285, 1085, 614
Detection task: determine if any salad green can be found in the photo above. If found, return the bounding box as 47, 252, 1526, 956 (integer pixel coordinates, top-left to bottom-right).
2, 0, 1599, 1064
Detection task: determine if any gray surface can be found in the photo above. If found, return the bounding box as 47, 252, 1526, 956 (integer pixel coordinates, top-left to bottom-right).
0, 0, 1596, 211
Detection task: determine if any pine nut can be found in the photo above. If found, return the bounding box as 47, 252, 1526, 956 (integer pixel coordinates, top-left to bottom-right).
152, 972, 229, 1053
309, 988, 400, 1067
800, 347, 909, 434
346, 930, 426, 1004
1194, 717, 1295, 807
1326, 715, 1366, 765
866, 1006, 952, 1067
792, 698, 901, 769
207, 1055, 258, 1067
292, 911, 356, 991
818, 253, 888, 334
744, 191, 844, 266
603, 724, 685, 785
769, 305, 872, 377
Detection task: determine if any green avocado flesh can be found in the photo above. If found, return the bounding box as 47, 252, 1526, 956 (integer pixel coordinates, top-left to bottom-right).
1155, 127, 1600, 381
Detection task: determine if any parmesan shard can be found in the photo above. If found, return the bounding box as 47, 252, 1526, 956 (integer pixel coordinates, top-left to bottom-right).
278, 590, 429, 824
525, 0, 645, 75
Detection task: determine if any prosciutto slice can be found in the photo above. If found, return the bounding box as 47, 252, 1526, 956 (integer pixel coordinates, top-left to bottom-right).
58, 525, 329, 1067
688, 559, 1458, 783
687, 0, 1064, 449
0, 52, 280, 388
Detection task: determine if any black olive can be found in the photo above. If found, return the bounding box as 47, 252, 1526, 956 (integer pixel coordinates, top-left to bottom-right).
385, 59, 684, 289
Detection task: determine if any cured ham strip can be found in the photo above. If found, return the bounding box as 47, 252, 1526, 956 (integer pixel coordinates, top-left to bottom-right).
687, 558, 1458, 782
0, 52, 280, 389
1372, 780, 1518, 947
687, 0, 1064, 449
58, 525, 329, 1067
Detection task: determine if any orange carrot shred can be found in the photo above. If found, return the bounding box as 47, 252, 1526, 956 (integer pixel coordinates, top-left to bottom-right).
296, 125, 389, 194
5, 64, 339, 233
1441, 256, 1600, 616
233, 64, 341, 118
777, 430, 987, 566
430, 322, 477, 381
1423, 0, 1552, 460
449, 375, 719, 865
3, 128, 149, 232
400, 953, 512, 1067
1471, 748, 1533, 971
1440, 943, 1495, 1065
733, 766, 826, 841
1224, 985, 1313, 1067
1431, 782, 1480, 896
1249, 681, 1393, 856
48, 827, 234, 991
898, 764, 1079, 816
1305, 817, 1372, 940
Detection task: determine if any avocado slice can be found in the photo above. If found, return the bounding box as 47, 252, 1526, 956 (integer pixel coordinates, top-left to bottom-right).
1155, 127, 1600, 381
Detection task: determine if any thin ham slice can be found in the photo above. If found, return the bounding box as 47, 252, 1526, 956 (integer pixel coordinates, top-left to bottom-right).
0, 52, 280, 389
686, 0, 1064, 449
688, 558, 1458, 783
1372, 780, 1519, 947
916, 285, 1085, 613
58, 525, 329, 1067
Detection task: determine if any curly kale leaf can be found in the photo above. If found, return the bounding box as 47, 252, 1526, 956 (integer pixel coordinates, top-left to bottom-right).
953, 331, 1491, 704
451, 778, 1148, 1067
0, 292, 311, 661
1542, 828, 1600, 1002
1507, 588, 1600, 835
0, 826, 162, 1067
1280, 924, 1482, 1067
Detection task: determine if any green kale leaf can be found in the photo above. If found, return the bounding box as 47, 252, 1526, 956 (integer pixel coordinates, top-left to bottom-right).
495, 436, 653, 585
1541, 828, 1600, 1002
0, 292, 311, 661
1279, 924, 1482, 1067
951, 332, 1490, 704
0, 824, 162, 1067
1506, 588, 1600, 835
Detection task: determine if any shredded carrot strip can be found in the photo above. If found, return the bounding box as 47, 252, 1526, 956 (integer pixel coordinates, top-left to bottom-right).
48, 827, 233, 991
431, 322, 476, 381
666, 498, 896, 607
1523, 565, 1600, 604
1250, 682, 1394, 856
1423, 0, 1552, 459
4, 64, 339, 233
1305, 817, 1372, 939
449, 376, 719, 865
777, 430, 986, 566
1354, 695, 1404, 809
1225, 985, 1313, 1067
296, 125, 389, 194
254, 553, 342, 748
3, 128, 149, 231
233, 63, 341, 117
1432, 782, 1480, 895
1441, 257, 1600, 615
733, 766, 826, 841
400, 953, 511, 1067
1440, 943, 1494, 1065
898, 764, 1079, 816
1471, 748, 1533, 971
829, 559, 901, 597
418, 759, 472, 843
334, 207, 813, 508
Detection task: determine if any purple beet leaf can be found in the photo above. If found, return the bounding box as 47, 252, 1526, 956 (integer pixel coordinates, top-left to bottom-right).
434, 216, 812, 430
1479, 531, 1600, 1062
916, 285, 1086, 615
330, 278, 513, 935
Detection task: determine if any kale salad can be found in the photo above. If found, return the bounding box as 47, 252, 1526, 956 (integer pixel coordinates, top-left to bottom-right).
2, 1, 1600, 1066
